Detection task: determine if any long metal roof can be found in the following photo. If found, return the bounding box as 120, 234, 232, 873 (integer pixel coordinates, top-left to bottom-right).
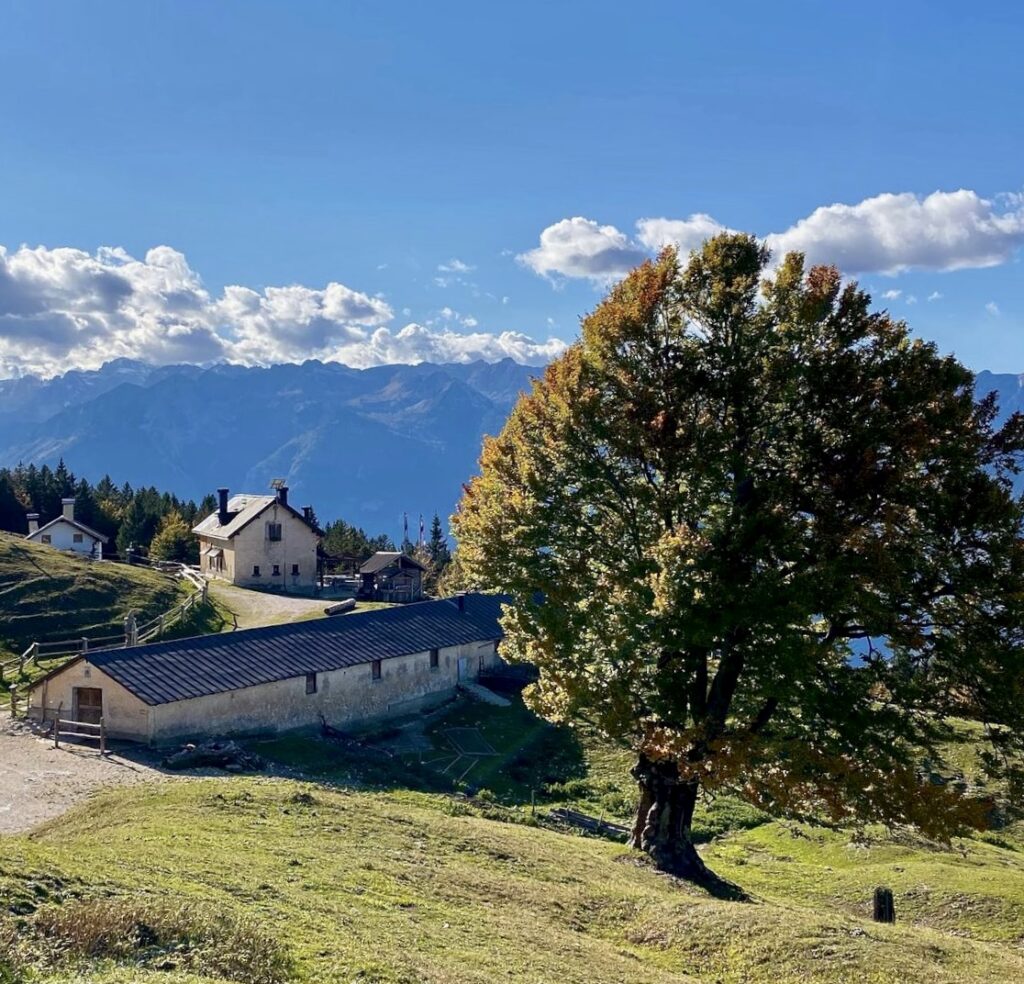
86, 593, 508, 706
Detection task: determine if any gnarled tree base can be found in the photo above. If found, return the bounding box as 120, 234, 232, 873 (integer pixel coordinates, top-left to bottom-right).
630, 756, 710, 881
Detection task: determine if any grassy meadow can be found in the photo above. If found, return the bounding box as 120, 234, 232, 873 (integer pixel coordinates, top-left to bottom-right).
0, 533, 185, 663
2, 691, 1022, 983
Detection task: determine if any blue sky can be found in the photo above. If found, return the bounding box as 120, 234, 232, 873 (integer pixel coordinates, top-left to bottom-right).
0, 0, 1021, 377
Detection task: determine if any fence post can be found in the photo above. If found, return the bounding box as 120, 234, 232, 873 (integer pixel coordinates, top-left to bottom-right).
158, 614, 165, 637
53, 703, 61, 748
100, 717, 107, 756
8, 686, 17, 719
873, 887, 896, 923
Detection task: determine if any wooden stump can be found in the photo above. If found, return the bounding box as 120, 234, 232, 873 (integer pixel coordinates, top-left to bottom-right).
873, 886, 896, 923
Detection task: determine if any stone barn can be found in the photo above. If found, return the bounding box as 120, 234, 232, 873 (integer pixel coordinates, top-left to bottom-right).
27, 593, 508, 744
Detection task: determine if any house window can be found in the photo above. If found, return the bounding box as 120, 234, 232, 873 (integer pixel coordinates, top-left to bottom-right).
272, 564, 281, 576
41, 534, 51, 544
291, 564, 300, 576
305, 672, 317, 695
267, 522, 282, 541
429, 648, 439, 670
73, 533, 83, 543
252, 565, 261, 577
371, 659, 382, 681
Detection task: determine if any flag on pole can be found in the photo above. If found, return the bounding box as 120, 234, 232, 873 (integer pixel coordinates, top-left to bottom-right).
403, 512, 408, 544
419, 514, 425, 546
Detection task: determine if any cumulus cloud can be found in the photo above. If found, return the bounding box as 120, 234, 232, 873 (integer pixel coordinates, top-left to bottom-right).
329, 324, 565, 368
0, 242, 563, 378
881, 289, 902, 300
517, 217, 647, 283
765, 190, 1024, 274
523, 188, 1024, 285
635, 213, 729, 252
986, 301, 1001, 316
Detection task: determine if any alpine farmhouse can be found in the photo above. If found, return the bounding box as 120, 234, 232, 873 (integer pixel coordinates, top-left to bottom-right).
194, 486, 320, 591
25, 498, 108, 559
27, 593, 507, 743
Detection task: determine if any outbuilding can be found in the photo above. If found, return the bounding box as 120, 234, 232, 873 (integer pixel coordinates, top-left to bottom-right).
359, 551, 426, 602
27, 593, 508, 743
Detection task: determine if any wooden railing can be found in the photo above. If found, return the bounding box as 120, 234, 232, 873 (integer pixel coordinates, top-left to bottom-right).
0, 564, 210, 689
49, 701, 108, 755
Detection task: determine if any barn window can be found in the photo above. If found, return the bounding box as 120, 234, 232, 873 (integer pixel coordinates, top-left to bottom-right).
267, 522, 282, 541
371, 659, 382, 681
305, 672, 317, 694
429, 648, 439, 670
291, 564, 300, 576
272, 564, 281, 576
41, 534, 51, 544
252, 565, 261, 577
73, 533, 84, 543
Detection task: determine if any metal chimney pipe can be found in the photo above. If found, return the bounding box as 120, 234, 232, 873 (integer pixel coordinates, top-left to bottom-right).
217, 487, 229, 525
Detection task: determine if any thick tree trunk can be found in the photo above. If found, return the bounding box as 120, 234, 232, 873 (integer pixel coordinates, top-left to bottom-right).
629, 756, 708, 881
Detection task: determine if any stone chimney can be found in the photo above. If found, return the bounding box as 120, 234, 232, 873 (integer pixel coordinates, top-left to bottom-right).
61, 498, 75, 522
218, 487, 229, 525
277, 485, 289, 508
26, 513, 39, 535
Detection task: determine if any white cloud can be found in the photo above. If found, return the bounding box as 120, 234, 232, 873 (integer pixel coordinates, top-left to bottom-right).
329, 324, 565, 368
765, 190, 1024, 275
906, 295, 918, 305
438, 258, 474, 273
928, 291, 943, 302
882, 289, 902, 300
635, 214, 729, 252
986, 301, 1001, 316
517, 217, 647, 283
0, 242, 564, 378
523, 188, 1024, 285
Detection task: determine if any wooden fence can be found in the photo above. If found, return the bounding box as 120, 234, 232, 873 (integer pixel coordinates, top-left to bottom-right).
0, 563, 209, 688
47, 701, 108, 754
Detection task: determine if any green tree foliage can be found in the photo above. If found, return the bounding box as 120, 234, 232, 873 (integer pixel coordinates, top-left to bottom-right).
149, 511, 199, 563
452, 235, 1024, 880
427, 512, 451, 570
321, 519, 394, 563
0, 463, 209, 559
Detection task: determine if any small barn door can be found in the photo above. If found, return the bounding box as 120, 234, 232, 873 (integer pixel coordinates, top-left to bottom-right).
457, 656, 471, 681
73, 687, 103, 725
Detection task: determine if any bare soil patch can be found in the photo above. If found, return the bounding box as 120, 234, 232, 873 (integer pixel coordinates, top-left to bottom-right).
0, 712, 170, 833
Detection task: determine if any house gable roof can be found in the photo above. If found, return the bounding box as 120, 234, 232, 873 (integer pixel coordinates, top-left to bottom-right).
26, 516, 109, 544
360, 551, 427, 574
39, 593, 508, 706
192, 494, 319, 541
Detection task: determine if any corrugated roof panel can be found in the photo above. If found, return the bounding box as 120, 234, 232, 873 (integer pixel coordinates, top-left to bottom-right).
88, 593, 508, 706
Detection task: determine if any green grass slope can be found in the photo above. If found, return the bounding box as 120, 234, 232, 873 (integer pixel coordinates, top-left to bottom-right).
2, 779, 1022, 984
0, 532, 183, 661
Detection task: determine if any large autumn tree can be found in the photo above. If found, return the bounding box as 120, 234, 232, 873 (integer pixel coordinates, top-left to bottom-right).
451, 234, 1024, 880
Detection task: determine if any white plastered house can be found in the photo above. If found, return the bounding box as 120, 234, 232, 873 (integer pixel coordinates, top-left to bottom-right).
25, 498, 108, 559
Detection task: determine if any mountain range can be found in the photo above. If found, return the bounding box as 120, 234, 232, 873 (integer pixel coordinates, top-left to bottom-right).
3, 361, 1024, 538
0, 358, 539, 536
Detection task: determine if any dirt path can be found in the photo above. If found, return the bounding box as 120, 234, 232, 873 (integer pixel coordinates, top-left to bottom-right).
208, 581, 327, 629
0, 713, 171, 834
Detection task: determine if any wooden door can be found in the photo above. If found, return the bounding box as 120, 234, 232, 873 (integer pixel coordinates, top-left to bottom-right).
73, 687, 103, 725
457, 657, 471, 681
